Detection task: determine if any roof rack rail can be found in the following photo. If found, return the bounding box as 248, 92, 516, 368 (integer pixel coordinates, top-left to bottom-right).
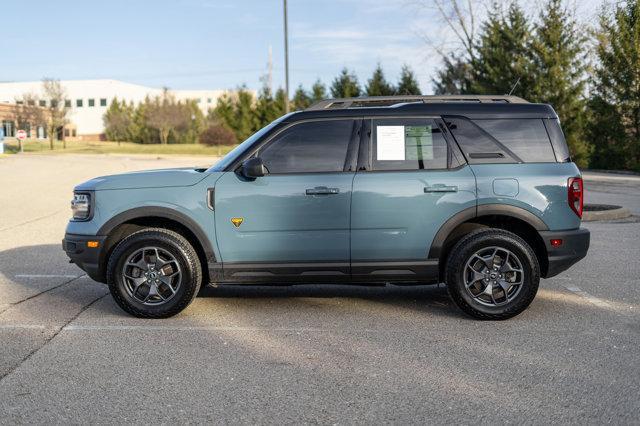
306, 95, 528, 110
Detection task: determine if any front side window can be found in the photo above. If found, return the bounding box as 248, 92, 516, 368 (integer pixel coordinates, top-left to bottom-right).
258, 120, 355, 174
371, 118, 448, 171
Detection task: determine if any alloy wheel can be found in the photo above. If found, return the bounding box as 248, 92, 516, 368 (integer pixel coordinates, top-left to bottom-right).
121, 246, 182, 305
463, 246, 524, 306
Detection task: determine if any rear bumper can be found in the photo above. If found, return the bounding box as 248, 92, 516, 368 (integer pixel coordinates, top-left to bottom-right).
539, 228, 590, 278
62, 233, 107, 283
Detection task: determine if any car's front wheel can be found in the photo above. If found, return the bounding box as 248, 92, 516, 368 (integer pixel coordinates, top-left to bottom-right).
445, 228, 540, 320
107, 228, 202, 318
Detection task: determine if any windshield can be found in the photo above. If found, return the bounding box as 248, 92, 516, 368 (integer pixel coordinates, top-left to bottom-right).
207, 114, 292, 172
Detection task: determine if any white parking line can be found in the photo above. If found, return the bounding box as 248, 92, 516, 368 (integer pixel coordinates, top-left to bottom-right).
63, 325, 338, 332
15, 274, 81, 279
564, 286, 611, 308
0, 324, 47, 330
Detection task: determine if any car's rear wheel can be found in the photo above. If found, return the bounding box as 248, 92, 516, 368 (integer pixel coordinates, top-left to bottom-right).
445, 228, 540, 320
107, 228, 202, 318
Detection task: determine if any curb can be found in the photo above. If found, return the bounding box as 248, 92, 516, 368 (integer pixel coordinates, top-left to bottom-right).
583, 205, 632, 222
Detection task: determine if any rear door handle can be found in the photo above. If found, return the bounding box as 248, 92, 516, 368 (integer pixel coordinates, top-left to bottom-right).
306, 186, 340, 195
424, 184, 458, 193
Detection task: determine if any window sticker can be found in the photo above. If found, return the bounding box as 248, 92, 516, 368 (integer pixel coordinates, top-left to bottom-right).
405, 125, 433, 160
376, 126, 405, 160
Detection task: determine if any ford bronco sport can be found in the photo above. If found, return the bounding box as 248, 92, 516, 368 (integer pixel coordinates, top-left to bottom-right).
63, 95, 590, 320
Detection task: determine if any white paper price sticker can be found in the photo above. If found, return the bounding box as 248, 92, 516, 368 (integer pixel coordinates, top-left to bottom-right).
376, 126, 405, 161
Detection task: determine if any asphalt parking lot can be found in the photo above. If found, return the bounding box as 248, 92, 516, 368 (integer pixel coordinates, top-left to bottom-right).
1, 154, 638, 424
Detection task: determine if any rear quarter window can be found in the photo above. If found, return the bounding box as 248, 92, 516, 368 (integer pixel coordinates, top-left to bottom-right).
543, 118, 571, 162
473, 119, 556, 163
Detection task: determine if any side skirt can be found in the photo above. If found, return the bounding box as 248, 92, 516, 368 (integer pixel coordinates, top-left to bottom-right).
208, 260, 440, 285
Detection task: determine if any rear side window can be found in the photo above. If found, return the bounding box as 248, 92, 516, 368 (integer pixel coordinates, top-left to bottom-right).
445, 117, 517, 164
474, 119, 556, 163
371, 118, 448, 171
258, 119, 355, 173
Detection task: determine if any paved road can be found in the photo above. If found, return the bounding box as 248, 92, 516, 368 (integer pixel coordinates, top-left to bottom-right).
0, 155, 638, 424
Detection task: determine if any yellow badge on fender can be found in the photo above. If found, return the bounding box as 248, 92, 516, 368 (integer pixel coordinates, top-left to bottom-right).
231, 217, 244, 228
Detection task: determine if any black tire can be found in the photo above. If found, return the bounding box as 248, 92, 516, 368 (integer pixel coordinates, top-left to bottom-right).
107, 228, 202, 318
445, 228, 540, 320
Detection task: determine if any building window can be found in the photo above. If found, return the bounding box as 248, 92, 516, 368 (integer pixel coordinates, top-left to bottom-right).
65, 100, 71, 108
72, 129, 77, 137
39, 100, 46, 107
27, 100, 35, 106
76, 99, 83, 107
88, 99, 95, 107
16, 100, 24, 105
207, 98, 212, 103
100, 98, 107, 107
2, 120, 15, 137
64, 129, 70, 137
51, 100, 58, 108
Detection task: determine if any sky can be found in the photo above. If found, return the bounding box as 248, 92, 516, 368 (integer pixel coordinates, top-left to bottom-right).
0, 0, 603, 95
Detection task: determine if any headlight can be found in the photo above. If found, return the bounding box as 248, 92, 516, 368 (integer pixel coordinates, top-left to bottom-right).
71, 193, 91, 220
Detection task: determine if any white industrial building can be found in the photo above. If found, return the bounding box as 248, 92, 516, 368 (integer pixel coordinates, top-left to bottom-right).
0, 79, 227, 139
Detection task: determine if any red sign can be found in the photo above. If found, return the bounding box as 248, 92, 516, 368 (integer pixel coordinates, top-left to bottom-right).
16, 130, 27, 141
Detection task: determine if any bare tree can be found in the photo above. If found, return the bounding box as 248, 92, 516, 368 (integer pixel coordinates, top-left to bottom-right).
11, 93, 46, 151
414, 0, 485, 93
144, 89, 190, 144
12, 93, 45, 136
423, 0, 479, 59
42, 78, 70, 149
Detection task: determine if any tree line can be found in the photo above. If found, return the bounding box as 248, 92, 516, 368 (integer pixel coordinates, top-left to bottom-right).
430, 0, 639, 170
211, 64, 421, 142
104, 64, 421, 146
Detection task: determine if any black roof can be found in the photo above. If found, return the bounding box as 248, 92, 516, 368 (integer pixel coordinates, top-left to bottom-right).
285, 97, 558, 121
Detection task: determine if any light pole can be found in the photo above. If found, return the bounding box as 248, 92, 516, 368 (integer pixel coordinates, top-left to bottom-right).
283, 0, 290, 113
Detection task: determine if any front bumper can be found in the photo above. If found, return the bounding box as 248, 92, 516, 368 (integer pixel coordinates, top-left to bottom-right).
62, 233, 108, 283
539, 228, 590, 278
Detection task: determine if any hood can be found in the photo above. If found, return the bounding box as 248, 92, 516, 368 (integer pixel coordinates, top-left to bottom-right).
75, 167, 209, 191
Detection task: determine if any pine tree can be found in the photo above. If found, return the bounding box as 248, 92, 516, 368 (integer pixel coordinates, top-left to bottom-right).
292, 85, 311, 110
104, 98, 133, 144
254, 85, 278, 129
213, 86, 258, 142
432, 54, 474, 95
330, 68, 361, 98
471, 2, 534, 96
396, 65, 421, 95
235, 87, 259, 141
587, 0, 640, 171
365, 64, 395, 96
311, 79, 327, 102
530, 0, 590, 167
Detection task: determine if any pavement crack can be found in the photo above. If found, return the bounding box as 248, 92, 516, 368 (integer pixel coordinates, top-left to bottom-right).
0, 275, 86, 314
0, 292, 108, 384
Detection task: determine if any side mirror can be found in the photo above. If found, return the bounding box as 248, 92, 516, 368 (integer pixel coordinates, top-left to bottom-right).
241, 157, 267, 179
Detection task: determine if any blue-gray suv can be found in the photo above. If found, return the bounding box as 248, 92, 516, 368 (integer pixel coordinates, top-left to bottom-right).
63, 95, 590, 320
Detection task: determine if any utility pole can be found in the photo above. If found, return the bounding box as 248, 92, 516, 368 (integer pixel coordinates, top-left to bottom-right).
283, 0, 290, 113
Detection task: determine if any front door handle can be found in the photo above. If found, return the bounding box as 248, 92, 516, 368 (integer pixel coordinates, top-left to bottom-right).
306, 186, 340, 195
424, 184, 458, 193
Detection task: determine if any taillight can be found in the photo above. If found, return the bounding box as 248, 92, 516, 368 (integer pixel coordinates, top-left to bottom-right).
568, 177, 583, 218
